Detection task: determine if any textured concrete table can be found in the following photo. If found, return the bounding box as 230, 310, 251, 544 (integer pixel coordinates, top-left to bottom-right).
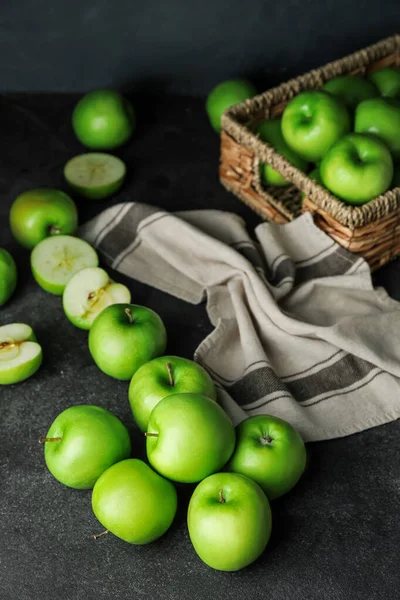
1, 93, 399, 600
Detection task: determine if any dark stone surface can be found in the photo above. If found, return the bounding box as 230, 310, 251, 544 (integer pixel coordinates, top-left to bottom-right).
1, 94, 400, 600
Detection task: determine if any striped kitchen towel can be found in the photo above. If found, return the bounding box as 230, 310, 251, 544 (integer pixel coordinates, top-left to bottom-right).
80, 203, 400, 441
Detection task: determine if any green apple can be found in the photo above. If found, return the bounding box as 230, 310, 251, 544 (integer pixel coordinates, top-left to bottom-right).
64, 153, 126, 200
0, 323, 42, 385
323, 75, 378, 110
88, 303, 167, 380
368, 67, 400, 100
354, 97, 400, 160
226, 415, 306, 500
187, 472, 272, 571
146, 393, 235, 483
0, 249, 17, 306
281, 90, 351, 162
206, 79, 257, 133
63, 267, 131, 330
392, 164, 400, 188
72, 90, 135, 150
31, 235, 99, 295
320, 133, 393, 204
128, 356, 217, 432
41, 405, 131, 489
92, 458, 177, 544
258, 119, 308, 186
9, 189, 78, 250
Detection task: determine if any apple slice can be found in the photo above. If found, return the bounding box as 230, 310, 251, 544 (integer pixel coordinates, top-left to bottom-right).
30, 235, 99, 295
0, 323, 42, 385
64, 153, 126, 199
63, 267, 131, 330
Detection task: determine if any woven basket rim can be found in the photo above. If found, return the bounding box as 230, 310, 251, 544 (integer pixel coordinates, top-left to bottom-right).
221, 34, 400, 229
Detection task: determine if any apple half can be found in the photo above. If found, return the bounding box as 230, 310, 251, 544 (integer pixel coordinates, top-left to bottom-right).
0, 323, 42, 385
63, 267, 131, 330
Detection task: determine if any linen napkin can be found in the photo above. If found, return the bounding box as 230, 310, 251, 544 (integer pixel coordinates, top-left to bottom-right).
80, 203, 400, 441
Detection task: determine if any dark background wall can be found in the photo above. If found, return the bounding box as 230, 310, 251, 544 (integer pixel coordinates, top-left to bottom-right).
0, 0, 398, 96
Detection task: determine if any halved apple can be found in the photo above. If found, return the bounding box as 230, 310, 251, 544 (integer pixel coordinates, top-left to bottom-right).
62, 267, 131, 330
0, 323, 42, 385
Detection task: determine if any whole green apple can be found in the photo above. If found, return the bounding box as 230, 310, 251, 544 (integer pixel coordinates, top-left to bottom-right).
9, 189, 78, 250
129, 355, 217, 432
368, 67, 400, 100
226, 415, 306, 500
0, 323, 42, 385
320, 133, 393, 204
88, 303, 167, 380
206, 79, 257, 133
72, 90, 135, 150
187, 472, 272, 571
354, 97, 400, 160
42, 405, 131, 489
146, 393, 235, 483
0, 249, 17, 306
258, 119, 308, 186
92, 458, 177, 544
323, 75, 378, 110
281, 90, 351, 162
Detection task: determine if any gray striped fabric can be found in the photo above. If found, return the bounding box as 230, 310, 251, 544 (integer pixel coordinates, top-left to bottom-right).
80, 203, 400, 441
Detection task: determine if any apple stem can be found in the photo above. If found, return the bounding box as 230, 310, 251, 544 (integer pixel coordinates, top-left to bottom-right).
218, 489, 225, 504
93, 530, 109, 540
144, 432, 159, 437
39, 437, 62, 444
166, 362, 174, 387
48, 225, 62, 235
124, 307, 134, 324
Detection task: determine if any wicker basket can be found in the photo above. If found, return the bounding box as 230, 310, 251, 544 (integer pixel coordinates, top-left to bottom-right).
220, 35, 400, 270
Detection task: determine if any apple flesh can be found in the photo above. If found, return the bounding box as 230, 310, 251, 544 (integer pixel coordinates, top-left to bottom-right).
0, 249, 17, 306
320, 133, 393, 204
146, 393, 235, 483
0, 323, 42, 385
354, 97, 400, 161
226, 414, 307, 500
188, 472, 272, 571
128, 355, 217, 432
42, 405, 131, 489
281, 90, 351, 162
63, 267, 131, 330
92, 458, 177, 544
88, 303, 167, 380
9, 189, 78, 250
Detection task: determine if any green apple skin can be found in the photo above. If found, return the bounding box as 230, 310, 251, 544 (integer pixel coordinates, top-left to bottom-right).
0, 249, 17, 306
9, 189, 78, 250
226, 415, 306, 500
0, 323, 42, 385
206, 79, 257, 133
258, 119, 308, 186
72, 90, 135, 150
146, 393, 235, 484
368, 67, 400, 100
88, 303, 167, 380
354, 97, 400, 160
43, 405, 131, 489
129, 356, 217, 432
320, 133, 393, 204
281, 90, 351, 162
323, 75, 378, 110
92, 458, 177, 544
187, 472, 272, 571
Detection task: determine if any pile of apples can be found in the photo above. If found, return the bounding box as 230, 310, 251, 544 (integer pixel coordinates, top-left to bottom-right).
207, 67, 400, 205
0, 90, 307, 573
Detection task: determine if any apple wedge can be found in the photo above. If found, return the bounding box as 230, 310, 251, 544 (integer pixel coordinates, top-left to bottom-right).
63, 267, 131, 330
0, 323, 42, 385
